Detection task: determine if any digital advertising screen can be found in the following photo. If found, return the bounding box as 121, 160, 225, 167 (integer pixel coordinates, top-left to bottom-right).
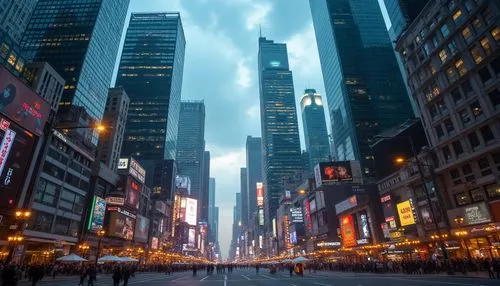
340, 215, 357, 248
0, 115, 36, 208
315, 161, 354, 185
397, 200, 416, 226
108, 208, 136, 240
88, 196, 106, 231
185, 198, 198, 226
124, 177, 141, 210
134, 215, 150, 243
256, 182, 264, 207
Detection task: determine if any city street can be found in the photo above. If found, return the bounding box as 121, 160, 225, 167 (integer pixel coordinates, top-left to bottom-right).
19, 269, 500, 286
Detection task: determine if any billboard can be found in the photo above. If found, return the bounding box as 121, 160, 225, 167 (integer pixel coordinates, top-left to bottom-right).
360, 212, 370, 238
134, 215, 150, 243
290, 207, 303, 223
175, 175, 191, 194
256, 182, 264, 207
108, 208, 136, 240
106, 196, 124, 206
340, 215, 357, 248
151, 237, 159, 249
0, 115, 36, 208
314, 161, 354, 187
397, 200, 416, 226
124, 177, 141, 210
304, 200, 312, 232
185, 198, 198, 226
258, 208, 264, 226
0, 66, 51, 136
118, 157, 146, 184
188, 228, 196, 247
447, 202, 492, 227
88, 196, 106, 231
335, 195, 358, 215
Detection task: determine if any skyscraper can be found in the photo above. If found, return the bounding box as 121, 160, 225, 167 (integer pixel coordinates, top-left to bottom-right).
208, 177, 216, 240
200, 150, 210, 222
300, 89, 330, 170
116, 13, 185, 197
310, 0, 414, 176
176, 101, 206, 203
246, 136, 262, 222
22, 0, 130, 120
258, 37, 302, 226
0, 0, 37, 44
240, 168, 248, 227
383, 0, 430, 41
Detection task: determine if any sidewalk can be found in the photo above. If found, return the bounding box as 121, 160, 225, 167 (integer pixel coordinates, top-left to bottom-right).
319, 270, 494, 279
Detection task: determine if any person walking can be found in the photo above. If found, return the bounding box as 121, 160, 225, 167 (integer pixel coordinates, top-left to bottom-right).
78, 267, 87, 286
112, 267, 122, 286
87, 267, 97, 286
122, 267, 131, 286
484, 258, 495, 279
289, 265, 294, 277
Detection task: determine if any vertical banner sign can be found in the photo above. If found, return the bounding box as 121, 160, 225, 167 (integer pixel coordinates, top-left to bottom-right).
304, 200, 313, 232
256, 182, 264, 207
397, 200, 416, 226
340, 215, 357, 248
0, 129, 16, 176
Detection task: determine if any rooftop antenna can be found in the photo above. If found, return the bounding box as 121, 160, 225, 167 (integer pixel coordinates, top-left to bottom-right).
259, 24, 262, 38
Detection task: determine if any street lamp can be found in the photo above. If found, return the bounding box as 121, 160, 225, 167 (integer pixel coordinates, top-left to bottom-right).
454, 216, 471, 259
95, 229, 106, 265
78, 243, 90, 258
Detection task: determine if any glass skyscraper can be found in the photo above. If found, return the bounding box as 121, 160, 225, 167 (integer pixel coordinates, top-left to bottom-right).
116, 13, 185, 192
176, 101, 205, 202
246, 136, 262, 223
258, 37, 302, 225
300, 89, 330, 170
309, 0, 414, 176
384, 0, 430, 41
22, 0, 130, 120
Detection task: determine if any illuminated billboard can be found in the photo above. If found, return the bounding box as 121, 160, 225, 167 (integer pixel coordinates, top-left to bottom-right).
185, 198, 198, 226
290, 207, 303, 223
124, 177, 141, 210
314, 161, 354, 187
0, 66, 51, 136
117, 157, 146, 184
88, 196, 106, 231
175, 175, 191, 194
108, 207, 136, 240
397, 200, 416, 226
258, 209, 264, 226
256, 182, 264, 207
340, 215, 357, 248
134, 215, 150, 243
188, 228, 196, 247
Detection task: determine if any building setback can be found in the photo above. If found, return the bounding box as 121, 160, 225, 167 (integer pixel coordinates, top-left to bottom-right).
309, 0, 414, 176
300, 89, 330, 171
22, 0, 130, 120
116, 12, 185, 199
258, 37, 302, 227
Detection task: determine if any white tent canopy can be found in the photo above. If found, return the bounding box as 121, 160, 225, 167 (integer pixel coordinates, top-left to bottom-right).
56, 254, 87, 262
98, 255, 122, 262
293, 256, 310, 263
119, 257, 139, 262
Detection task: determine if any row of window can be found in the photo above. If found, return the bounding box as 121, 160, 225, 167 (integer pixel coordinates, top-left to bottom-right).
449, 151, 500, 187
454, 183, 500, 206
27, 210, 79, 238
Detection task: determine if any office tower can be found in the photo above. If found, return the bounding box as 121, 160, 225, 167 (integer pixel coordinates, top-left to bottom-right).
24, 62, 65, 112
230, 192, 241, 260
246, 136, 262, 222
176, 101, 206, 202
117, 12, 185, 197
98, 88, 130, 170
0, 0, 37, 44
22, 0, 130, 120
208, 177, 216, 240
300, 89, 330, 170
310, 0, 414, 176
383, 0, 430, 41
397, 0, 500, 235
214, 206, 219, 245
240, 168, 248, 227
200, 150, 210, 222
258, 37, 302, 225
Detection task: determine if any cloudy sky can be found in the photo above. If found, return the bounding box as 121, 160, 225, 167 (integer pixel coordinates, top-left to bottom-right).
114, 0, 391, 259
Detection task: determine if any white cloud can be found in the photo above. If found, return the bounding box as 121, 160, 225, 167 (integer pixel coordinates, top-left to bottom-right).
286, 24, 322, 78
245, 2, 272, 31
246, 104, 260, 119
236, 59, 251, 88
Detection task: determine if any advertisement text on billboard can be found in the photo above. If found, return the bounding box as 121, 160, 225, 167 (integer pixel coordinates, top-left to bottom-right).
185, 198, 198, 226
397, 199, 416, 226
256, 182, 264, 207
88, 196, 106, 231
290, 207, 304, 223
340, 215, 357, 248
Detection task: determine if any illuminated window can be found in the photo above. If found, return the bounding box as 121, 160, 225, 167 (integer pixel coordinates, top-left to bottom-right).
446, 67, 459, 83
472, 18, 482, 31
455, 59, 467, 76
440, 24, 450, 38
470, 101, 483, 119
470, 47, 483, 64
490, 27, 500, 42
480, 37, 492, 56
7, 52, 16, 65
455, 192, 471, 206
438, 49, 448, 63
461, 27, 473, 42
452, 9, 463, 22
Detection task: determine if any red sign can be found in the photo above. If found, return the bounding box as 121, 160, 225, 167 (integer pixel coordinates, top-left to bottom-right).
380, 194, 391, 203
0, 129, 15, 175
340, 215, 357, 248
256, 182, 264, 207
304, 200, 312, 232
0, 66, 51, 136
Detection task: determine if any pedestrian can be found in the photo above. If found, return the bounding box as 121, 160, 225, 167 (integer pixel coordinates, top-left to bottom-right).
1, 264, 21, 286
112, 267, 122, 286
484, 258, 495, 279
78, 268, 87, 286
87, 267, 97, 286
493, 258, 500, 279
256, 265, 259, 275
289, 265, 294, 277
30, 264, 44, 286
122, 267, 131, 286
192, 265, 197, 276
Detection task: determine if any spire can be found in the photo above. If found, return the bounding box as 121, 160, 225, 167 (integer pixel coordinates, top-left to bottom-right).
259, 24, 262, 38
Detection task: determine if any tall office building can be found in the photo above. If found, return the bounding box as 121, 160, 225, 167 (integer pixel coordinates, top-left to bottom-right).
258, 37, 302, 226
310, 0, 414, 176
214, 206, 219, 246
240, 168, 248, 227
300, 89, 330, 170
208, 177, 216, 240
0, 0, 37, 44
176, 101, 206, 202
117, 13, 185, 197
22, 0, 130, 120
383, 0, 430, 41
246, 136, 262, 221
200, 150, 210, 222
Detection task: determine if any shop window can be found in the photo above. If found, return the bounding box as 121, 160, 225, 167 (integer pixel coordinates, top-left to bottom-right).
468, 132, 481, 149
485, 184, 500, 199
452, 140, 464, 156
470, 101, 483, 119
455, 192, 471, 206
462, 27, 473, 43
478, 67, 492, 83
452, 9, 463, 22
443, 146, 452, 161
488, 89, 500, 109
491, 26, 500, 42
439, 49, 448, 63
451, 88, 463, 104
480, 125, 495, 143
436, 125, 445, 139
480, 37, 492, 56
470, 46, 484, 64
441, 23, 450, 38
470, 188, 485, 202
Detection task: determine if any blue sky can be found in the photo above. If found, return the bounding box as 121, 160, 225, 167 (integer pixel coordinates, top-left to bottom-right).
113, 0, 391, 259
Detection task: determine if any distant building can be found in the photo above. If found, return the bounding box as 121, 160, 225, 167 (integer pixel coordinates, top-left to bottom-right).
240, 168, 248, 227
246, 136, 262, 224
0, 0, 37, 45
208, 178, 216, 241
300, 89, 330, 171
200, 150, 210, 222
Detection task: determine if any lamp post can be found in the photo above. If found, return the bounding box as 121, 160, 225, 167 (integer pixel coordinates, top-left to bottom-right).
78, 243, 90, 258
95, 229, 106, 265
454, 216, 471, 259
5, 209, 31, 264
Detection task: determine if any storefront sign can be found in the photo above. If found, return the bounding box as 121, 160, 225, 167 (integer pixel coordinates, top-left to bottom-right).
106, 196, 125, 206
380, 194, 391, 203
335, 195, 358, 215
447, 202, 492, 227
317, 241, 341, 248
290, 207, 303, 223
389, 231, 403, 239
340, 215, 357, 248
397, 199, 416, 226
129, 158, 146, 184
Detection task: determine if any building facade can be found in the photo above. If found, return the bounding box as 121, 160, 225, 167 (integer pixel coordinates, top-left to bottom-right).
24, 62, 65, 112
22, 0, 130, 120
246, 136, 262, 223
384, 0, 430, 42
116, 12, 185, 199
240, 167, 249, 227
200, 150, 210, 222
176, 101, 206, 206
258, 37, 302, 227
396, 0, 500, 258
208, 177, 216, 241
309, 0, 414, 176
0, 0, 36, 45
300, 89, 330, 171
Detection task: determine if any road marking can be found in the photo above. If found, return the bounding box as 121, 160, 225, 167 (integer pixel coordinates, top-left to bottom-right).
171, 275, 186, 281
262, 274, 276, 280
200, 275, 209, 281
382, 277, 478, 286
291, 284, 298, 286
314, 283, 331, 286
242, 275, 251, 280
224, 274, 228, 286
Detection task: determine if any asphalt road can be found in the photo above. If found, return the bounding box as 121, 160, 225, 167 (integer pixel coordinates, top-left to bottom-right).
19, 269, 500, 286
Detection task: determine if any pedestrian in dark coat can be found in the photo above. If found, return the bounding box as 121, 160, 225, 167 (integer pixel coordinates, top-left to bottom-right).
112, 267, 122, 286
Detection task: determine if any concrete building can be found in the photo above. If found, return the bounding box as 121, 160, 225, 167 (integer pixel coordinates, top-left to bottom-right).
24, 62, 65, 112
